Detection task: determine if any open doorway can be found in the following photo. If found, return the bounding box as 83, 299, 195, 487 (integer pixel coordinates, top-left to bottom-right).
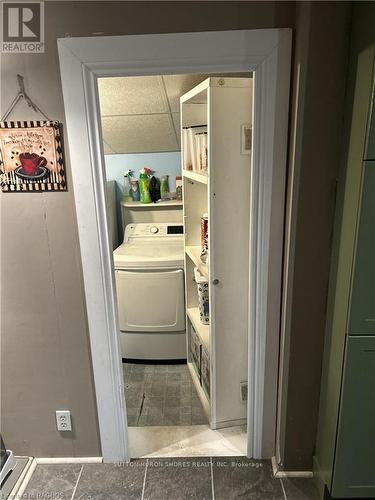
58, 29, 291, 462
98, 73, 252, 456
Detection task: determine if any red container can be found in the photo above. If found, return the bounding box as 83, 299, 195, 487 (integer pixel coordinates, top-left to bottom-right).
200, 214, 208, 249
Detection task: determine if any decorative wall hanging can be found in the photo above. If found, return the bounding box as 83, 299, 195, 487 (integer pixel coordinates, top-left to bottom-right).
0, 74, 67, 192
0, 121, 66, 192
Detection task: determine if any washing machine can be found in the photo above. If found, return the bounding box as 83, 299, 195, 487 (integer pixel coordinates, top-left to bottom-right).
113, 222, 186, 360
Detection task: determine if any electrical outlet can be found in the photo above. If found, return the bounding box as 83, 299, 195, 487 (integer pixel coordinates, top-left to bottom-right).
55, 410, 72, 431
240, 381, 248, 402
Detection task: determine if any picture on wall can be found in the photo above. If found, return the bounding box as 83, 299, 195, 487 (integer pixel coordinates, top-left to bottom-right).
0, 121, 67, 192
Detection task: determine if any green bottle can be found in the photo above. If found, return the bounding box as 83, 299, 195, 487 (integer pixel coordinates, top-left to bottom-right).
139, 172, 151, 204
160, 175, 170, 199
123, 174, 132, 202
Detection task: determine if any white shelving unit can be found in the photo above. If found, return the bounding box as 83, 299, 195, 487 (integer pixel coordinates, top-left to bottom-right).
181, 77, 252, 429
185, 246, 208, 279
182, 170, 208, 185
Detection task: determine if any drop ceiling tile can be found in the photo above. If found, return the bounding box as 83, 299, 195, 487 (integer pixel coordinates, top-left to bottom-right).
102, 139, 116, 154
101, 114, 179, 154
163, 74, 210, 113
172, 113, 181, 149
98, 76, 168, 116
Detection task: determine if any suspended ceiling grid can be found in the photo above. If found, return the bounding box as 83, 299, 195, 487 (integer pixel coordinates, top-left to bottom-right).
98, 73, 251, 155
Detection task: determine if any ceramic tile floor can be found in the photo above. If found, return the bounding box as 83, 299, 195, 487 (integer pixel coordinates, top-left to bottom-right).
123, 362, 208, 426
0, 457, 29, 499
22, 459, 321, 500
128, 424, 247, 457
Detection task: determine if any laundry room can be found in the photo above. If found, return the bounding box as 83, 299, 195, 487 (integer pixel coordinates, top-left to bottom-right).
98, 73, 253, 456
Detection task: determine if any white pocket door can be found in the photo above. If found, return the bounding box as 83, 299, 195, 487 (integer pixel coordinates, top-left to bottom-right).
115, 269, 185, 332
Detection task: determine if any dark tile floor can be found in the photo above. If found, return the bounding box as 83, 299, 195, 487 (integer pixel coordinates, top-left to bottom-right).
123, 362, 208, 426
0, 457, 29, 499
22, 459, 321, 500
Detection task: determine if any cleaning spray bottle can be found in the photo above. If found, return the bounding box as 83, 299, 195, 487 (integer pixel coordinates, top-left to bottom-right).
139, 167, 152, 204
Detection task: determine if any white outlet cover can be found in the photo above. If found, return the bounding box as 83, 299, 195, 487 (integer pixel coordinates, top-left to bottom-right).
56, 410, 72, 431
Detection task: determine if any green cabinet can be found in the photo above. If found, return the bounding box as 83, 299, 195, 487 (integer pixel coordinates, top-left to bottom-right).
314, 4, 375, 498
348, 161, 375, 335
332, 336, 375, 497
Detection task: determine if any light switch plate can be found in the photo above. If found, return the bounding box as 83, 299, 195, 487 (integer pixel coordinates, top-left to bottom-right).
240, 381, 248, 401
241, 124, 252, 155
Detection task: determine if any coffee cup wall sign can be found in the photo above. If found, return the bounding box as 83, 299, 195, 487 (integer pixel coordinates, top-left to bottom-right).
0, 121, 67, 192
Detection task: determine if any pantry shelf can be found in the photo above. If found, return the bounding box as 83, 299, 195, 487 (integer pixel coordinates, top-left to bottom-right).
187, 307, 210, 352
182, 170, 208, 185
185, 246, 209, 279
182, 77, 252, 430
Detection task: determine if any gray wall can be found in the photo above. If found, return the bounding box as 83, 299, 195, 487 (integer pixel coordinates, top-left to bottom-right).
277, 1, 352, 470
1, 1, 350, 466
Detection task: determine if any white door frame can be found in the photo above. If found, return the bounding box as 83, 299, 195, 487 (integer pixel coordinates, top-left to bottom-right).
57, 29, 291, 462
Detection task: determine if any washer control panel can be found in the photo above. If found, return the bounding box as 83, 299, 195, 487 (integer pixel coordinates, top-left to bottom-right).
124, 223, 183, 240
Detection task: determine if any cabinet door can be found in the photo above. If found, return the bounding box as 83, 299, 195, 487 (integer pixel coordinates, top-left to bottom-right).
366, 109, 375, 159
365, 76, 375, 160
348, 161, 375, 335
332, 336, 375, 498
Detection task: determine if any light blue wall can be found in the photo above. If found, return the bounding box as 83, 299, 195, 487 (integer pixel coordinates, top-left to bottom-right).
104, 152, 181, 244
104, 152, 181, 193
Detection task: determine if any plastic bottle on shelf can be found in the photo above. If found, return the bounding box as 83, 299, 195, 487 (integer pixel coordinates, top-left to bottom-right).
139, 169, 152, 204
176, 176, 183, 201
123, 173, 132, 202
160, 175, 170, 199
149, 176, 160, 202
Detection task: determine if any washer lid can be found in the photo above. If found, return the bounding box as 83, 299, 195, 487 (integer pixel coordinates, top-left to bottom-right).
113, 240, 184, 268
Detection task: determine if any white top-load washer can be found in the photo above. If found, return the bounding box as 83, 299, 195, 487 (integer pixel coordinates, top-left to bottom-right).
113, 222, 186, 360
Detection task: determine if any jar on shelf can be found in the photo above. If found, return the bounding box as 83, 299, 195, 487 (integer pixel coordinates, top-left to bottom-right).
130, 179, 140, 201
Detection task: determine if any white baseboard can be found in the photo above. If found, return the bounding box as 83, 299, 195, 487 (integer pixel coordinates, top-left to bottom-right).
271, 456, 314, 478
35, 457, 103, 464
212, 418, 247, 430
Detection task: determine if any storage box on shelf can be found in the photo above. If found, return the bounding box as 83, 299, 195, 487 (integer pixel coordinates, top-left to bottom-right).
181, 77, 252, 430
187, 320, 211, 420
187, 307, 209, 352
